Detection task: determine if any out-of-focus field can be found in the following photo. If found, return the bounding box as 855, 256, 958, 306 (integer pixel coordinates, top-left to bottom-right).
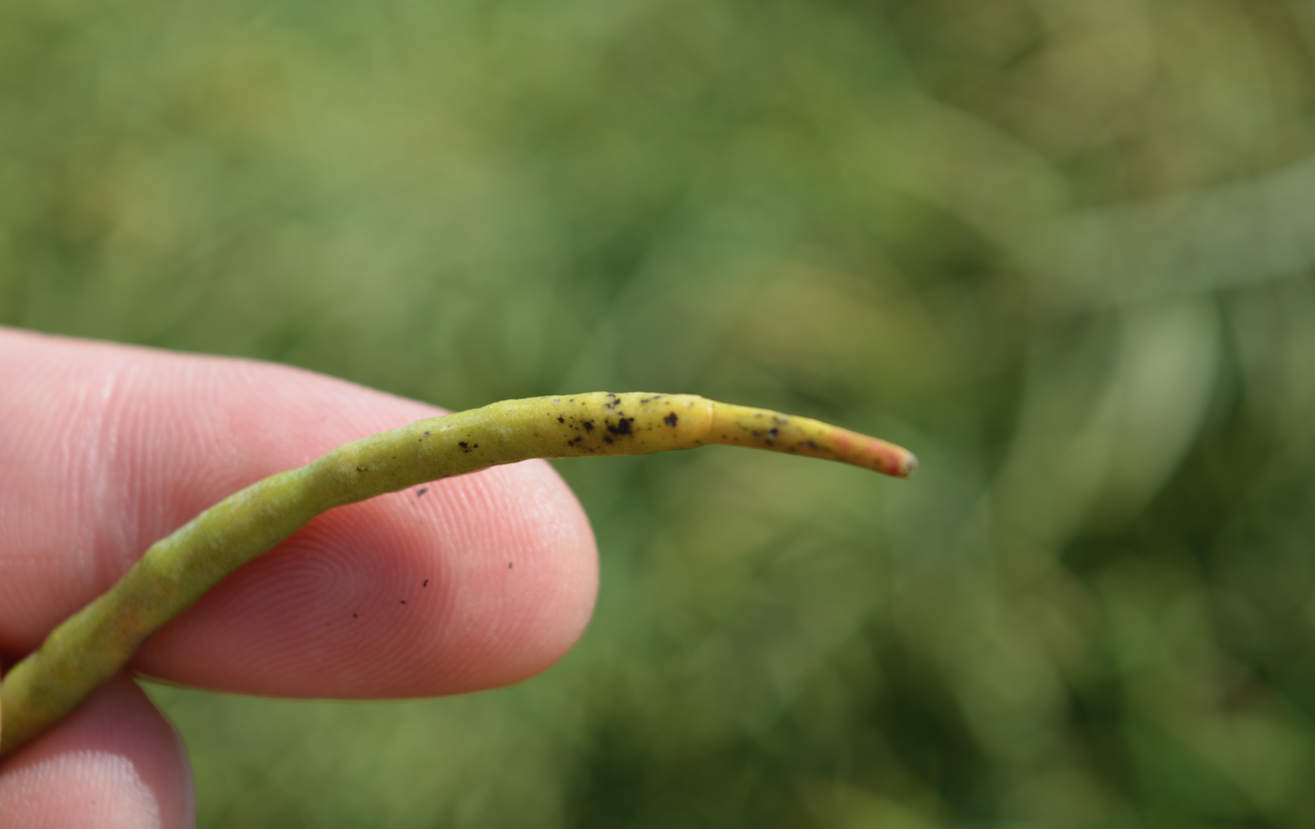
4, 1, 1315, 826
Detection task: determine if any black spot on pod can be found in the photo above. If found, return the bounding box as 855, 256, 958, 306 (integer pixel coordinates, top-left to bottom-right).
607, 418, 632, 435
416, 487, 429, 497
664, 413, 679, 427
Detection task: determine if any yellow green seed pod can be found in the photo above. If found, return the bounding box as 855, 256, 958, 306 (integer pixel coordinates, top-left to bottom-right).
0, 392, 914, 758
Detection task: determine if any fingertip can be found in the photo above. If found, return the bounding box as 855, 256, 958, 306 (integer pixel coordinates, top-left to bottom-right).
0, 675, 194, 829
135, 456, 600, 697
440, 458, 601, 689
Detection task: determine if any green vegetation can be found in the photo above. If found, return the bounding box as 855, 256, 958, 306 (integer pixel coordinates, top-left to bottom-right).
3, 0, 1315, 826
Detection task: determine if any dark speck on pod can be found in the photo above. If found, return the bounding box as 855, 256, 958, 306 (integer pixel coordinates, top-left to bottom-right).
356, 465, 367, 472
607, 418, 632, 435
416, 487, 429, 497
583, 421, 594, 431
664, 413, 678, 427
423, 579, 429, 587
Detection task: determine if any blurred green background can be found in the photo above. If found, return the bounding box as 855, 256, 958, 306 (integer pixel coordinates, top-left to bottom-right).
4, 0, 1315, 826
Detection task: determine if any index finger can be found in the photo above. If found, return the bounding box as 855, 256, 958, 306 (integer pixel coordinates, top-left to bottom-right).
0, 328, 599, 698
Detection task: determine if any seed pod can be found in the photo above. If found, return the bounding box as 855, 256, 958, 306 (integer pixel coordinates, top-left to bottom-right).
0, 392, 914, 758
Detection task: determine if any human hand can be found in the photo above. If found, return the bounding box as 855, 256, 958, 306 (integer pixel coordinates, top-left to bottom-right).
0, 327, 600, 828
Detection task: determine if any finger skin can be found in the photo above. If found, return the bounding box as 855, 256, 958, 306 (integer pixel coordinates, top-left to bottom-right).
0, 672, 195, 829
0, 327, 600, 697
